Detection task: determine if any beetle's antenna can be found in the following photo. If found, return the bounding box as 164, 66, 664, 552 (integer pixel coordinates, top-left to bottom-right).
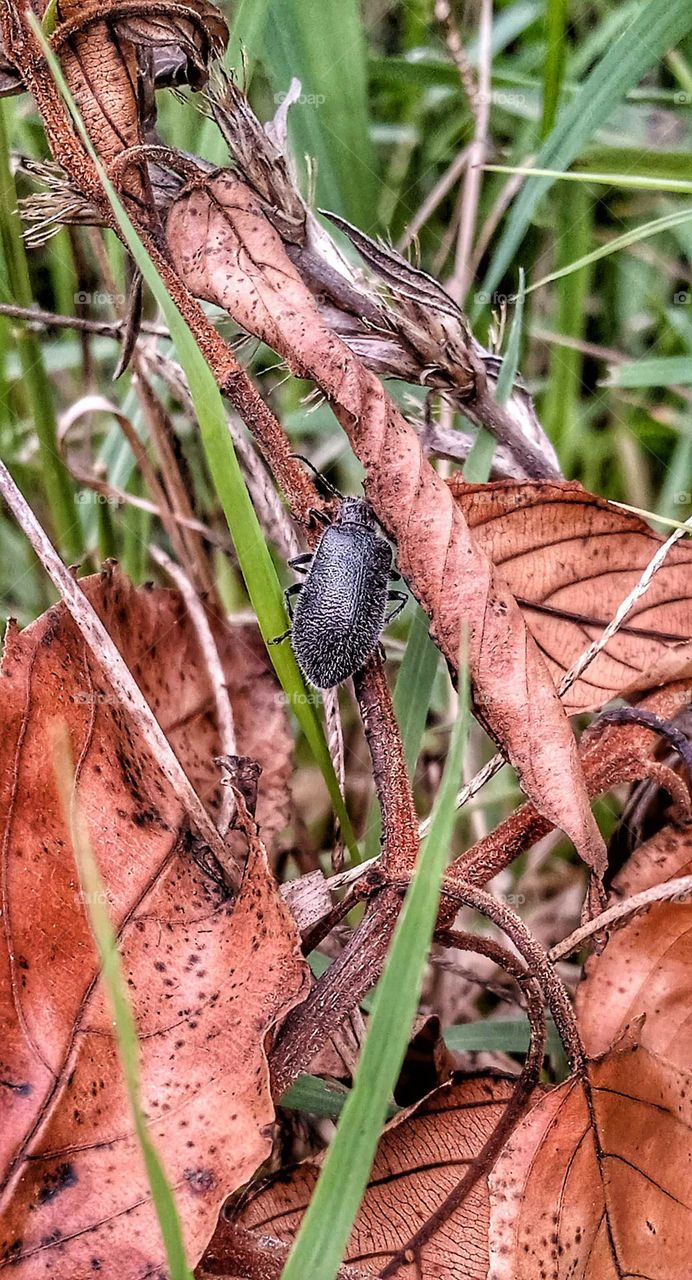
290, 453, 344, 499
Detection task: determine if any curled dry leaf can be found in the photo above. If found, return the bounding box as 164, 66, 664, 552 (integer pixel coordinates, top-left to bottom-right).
450, 478, 692, 712
218, 1074, 524, 1279
5, 0, 227, 219
166, 171, 605, 877
577, 821, 692, 1065
0, 568, 308, 1277
489, 1044, 692, 1279
455, 679, 692, 887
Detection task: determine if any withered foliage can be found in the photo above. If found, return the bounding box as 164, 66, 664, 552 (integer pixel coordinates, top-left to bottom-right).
0, 571, 308, 1277
0, 1, 691, 1278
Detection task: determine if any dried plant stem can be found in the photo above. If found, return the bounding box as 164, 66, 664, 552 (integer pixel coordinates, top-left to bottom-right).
353, 656, 420, 876
447, 0, 492, 305
435, 0, 480, 115
270, 888, 403, 1096
398, 145, 471, 252
133, 366, 216, 597
149, 545, 237, 835
442, 880, 584, 1069
0, 459, 239, 887
550, 868, 692, 961
380, 925, 545, 1278
0, 298, 167, 336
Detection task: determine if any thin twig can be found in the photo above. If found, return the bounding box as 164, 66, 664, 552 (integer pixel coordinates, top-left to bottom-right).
0, 460, 240, 889
0, 298, 168, 337
379, 926, 546, 1277
447, 0, 492, 305
150, 545, 237, 835
397, 145, 471, 252
549, 868, 692, 961
441, 880, 584, 1069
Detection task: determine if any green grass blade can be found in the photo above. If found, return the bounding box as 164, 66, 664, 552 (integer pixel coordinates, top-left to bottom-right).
260, 0, 377, 226
542, 185, 593, 463
481, 0, 692, 300
483, 163, 692, 196
540, 0, 568, 137
52, 726, 193, 1280
31, 17, 358, 862
282, 647, 472, 1280
444, 1017, 562, 1057
526, 207, 692, 294
0, 102, 79, 561
603, 355, 692, 388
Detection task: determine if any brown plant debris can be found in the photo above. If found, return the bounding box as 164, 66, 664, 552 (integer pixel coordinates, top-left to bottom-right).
0, 568, 308, 1276
489, 1044, 692, 1279
165, 171, 605, 878
222, 1074, 530, 1279
450, 477, 692, 712
577, 821, 692, 1065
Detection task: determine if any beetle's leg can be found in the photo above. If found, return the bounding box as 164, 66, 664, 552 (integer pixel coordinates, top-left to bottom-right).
388, 568, 402, 582
309, 507, 332, 528
269, 584, 303, 645
284, 582, 303, 619
288, 552, 313, 576
385, 590, 408, 624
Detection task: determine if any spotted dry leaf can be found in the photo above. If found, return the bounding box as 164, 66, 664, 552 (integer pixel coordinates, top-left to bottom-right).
166, 171, 606, 879
218, 1074, 525, 1279
577, 822, 692, 1065
489, 1044, 692, 1279
449, 478, 692, 712
0, 568, 307, 1277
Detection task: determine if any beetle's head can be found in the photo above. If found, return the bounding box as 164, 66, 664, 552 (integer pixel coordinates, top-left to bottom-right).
337, 497, 376, 528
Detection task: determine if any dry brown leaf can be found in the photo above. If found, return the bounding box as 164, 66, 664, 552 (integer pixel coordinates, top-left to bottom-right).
166, 172, 605, 878
222, 1074, 522, 1279
0, 568, 308, 1277
577, 822, 692, 1064
489, 1044, 692, 1279
37, 0, 227, 218
450, 478, 692, 712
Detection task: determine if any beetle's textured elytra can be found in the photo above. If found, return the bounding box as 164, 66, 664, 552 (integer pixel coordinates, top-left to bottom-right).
282, 497, 407, 689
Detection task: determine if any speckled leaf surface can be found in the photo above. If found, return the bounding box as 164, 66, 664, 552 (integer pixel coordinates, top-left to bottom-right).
0, 567, 308, 1277
226, 1074, 525, 1278
450, 478, 692, 713
489, 1045, 692, 1279
577, 823, 692, 1065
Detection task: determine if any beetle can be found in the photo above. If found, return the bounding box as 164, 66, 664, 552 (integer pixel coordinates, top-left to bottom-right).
271, 472, 407, 689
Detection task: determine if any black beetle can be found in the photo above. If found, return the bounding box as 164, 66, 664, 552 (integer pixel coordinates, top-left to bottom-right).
272, 477, 407, 689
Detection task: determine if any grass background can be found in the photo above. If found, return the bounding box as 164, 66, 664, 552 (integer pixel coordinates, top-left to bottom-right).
1, 2, 692, 1272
